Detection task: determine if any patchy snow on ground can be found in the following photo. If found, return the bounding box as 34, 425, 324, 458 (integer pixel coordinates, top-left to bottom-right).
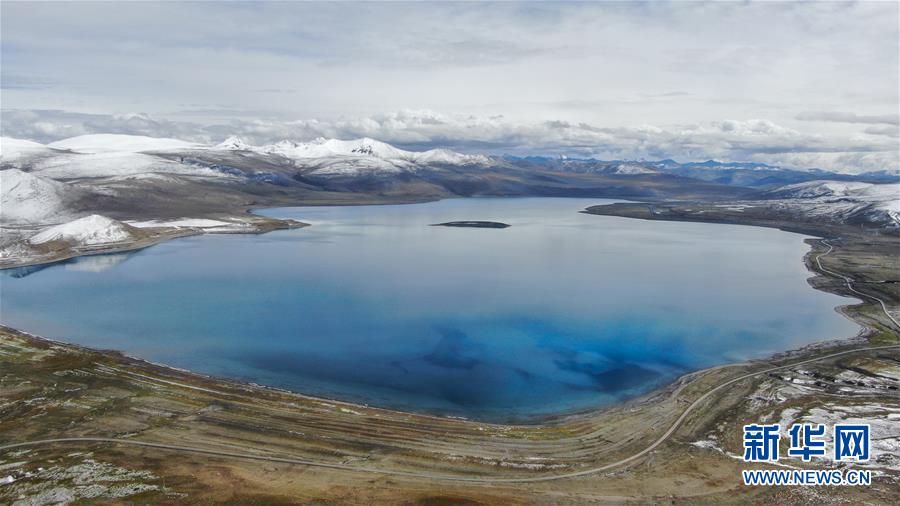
690, 438, 720, 450
777, 407, 802, 429
0, 241, 38, 260
0, 169, 76, 225
715, 204, 752, 212
29, 215, 135, 245
797, 404, 900, 471
745, 378, 807, 411
4, 457, 161, 505
47, 134, 200, 154
127, 218, 233, 229
771, 181, 876, 199
125, 217, 254, 233
300, 155, 412, 175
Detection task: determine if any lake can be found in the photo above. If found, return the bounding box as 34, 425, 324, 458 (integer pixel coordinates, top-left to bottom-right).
0, 198, 858, 421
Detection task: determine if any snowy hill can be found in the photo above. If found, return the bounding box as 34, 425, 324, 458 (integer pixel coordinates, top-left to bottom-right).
0, 137, 63, 166
216, 136, 254, 151
0, 137, 52, 161
1, 135, 229, 180
29, 214, 138, 245
409, 147, 491, 166
767, 181, 877, 199
767, 180, 899, 227
47, 134, 200, 154
0, 169, 78, 224
610, 163, 659, 175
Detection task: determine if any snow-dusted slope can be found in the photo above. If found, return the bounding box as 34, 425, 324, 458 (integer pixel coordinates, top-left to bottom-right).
768, 181, 876, 199
1, 137, 51, 160
0, 137, 62, 166
0, 136, 226, 180
48, 134, 200, 154
0, 169, 77, 224
216, 136, 254, 151
216, 136, 490, 175
29, 151, 221, 179
263, 137, 410, 160
767, 180, 899, 227
610, 163, 659, 175
8, 134, 234, 180
29, 215, 137, 245
409, 148, 490, 166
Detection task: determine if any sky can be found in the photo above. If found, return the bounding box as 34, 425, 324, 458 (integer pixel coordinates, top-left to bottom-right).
1, 1, 898, 173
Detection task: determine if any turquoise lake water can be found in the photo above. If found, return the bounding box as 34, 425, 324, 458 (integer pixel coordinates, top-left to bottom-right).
0, 198, 858, 421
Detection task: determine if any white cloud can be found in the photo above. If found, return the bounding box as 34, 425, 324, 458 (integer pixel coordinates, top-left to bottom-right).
2, 2, 897, 129
796, 111, 900, 125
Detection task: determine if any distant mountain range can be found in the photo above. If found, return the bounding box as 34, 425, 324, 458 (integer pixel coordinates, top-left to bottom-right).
1, 134, 897, 245
3, 134, 896, 186
502, 155, 900, 187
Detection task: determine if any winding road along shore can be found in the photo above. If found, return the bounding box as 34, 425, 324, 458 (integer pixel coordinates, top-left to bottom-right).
2, 343, 899, 484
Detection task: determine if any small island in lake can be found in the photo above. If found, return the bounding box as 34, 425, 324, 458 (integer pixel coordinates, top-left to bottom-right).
431, 221, 511, 229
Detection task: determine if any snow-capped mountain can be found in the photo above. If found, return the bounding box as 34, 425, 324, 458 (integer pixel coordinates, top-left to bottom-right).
767, 180, 893, 199
766, 180, 899, 227
260, 137, 412, 160
47, 134, 201, 154
609, 163, 659, 175
29, 214, 138, 245
217, 136, 491, 175
0, 168, 80, 224
215, 136, 254, 151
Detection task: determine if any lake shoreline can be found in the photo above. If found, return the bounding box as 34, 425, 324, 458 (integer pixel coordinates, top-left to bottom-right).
0, 213, 308, 270
1, 200, 892, 424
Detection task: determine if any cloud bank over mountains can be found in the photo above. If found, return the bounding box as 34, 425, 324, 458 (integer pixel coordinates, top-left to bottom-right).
3, 109, 896, 174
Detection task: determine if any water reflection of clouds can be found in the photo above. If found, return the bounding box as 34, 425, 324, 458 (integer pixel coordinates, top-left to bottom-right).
2, 252, 133, 278
64, 253, 131, 273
